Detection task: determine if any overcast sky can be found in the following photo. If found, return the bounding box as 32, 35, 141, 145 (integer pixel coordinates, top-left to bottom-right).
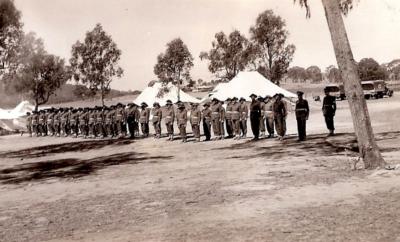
14, 0, 400, 91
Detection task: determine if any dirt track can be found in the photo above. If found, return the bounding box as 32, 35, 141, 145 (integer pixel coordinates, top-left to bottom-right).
1, 97, 400, 242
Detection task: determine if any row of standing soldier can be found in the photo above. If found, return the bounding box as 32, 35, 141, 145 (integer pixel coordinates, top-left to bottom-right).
26, 89, 336, 142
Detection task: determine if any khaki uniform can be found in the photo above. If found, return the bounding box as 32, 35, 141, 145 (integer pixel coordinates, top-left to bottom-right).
115, 107, 126, 136
225, 103, 233, 137
60, 112, 70, 136
88, 111, 97, 137
47, 112, 55, 135
164, 107, 175, 136
53, 113, 61, 136
79, 111, 88, 137
231, 102, 241, 136
152, 108, 162, 137
140, 108, 150, 136
211, 102, 223, 138
38, 113, 46, 136
104, 110, 115, 137
190, 108, 201, 140
176, 108, 188, 141
70, 112, 79, 137
26, 115, 32, 136
239, 103, 248, 137
126, 106, 139, 138
95, 111, 105, 137
273, 100, 287, 137
264, 100, 275, 137
259, 102, 266, 133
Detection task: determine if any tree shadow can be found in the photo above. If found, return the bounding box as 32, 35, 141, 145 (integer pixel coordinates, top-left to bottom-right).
0, 139, 137, 159
0, 152, 173, 185
217, 131, 400, 160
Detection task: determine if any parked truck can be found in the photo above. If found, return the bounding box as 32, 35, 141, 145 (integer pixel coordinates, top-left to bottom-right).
324, 84, 346, 100
361, 80, 386, 99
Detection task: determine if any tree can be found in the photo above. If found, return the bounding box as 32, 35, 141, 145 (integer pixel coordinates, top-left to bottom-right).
70, 23, 123, 106
306, 66, 323, 83
197, 78, 204, 86
249, 10, 296, 86
326, 65, 343, 83
357, 58, 388, 81
7, 33, 70, 110
0, 0, 23, 74
153, 38, 193, 101
73, 84, 96, 100
286, 66, 307, 83
200, 30, 252, 81
295, 0, 385, 169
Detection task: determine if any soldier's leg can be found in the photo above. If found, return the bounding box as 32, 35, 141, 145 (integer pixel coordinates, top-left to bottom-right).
220, 121, 225, 139
250, 115, 260, 139
27, 125, 32, 137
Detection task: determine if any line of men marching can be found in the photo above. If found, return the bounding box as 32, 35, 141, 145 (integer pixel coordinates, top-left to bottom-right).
25, 88, 337, 142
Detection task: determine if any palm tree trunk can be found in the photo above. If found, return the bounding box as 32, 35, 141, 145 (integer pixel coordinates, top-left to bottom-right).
321, 0, 385, 169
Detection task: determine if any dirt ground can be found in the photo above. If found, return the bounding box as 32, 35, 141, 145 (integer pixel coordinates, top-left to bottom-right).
1, 96, 400, 242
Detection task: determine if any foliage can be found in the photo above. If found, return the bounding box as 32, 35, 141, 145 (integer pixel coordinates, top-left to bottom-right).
154, 38, 193, 86
357, 58, 388, 81
200, 30, 252, 81
0, 0, 23, 74
249, 10, 295, 85
6, 33, 71, 110
326, 65, 343, 83
286, 66, 307, 83
294, 0, 356, 18
70, 23, 123, 106
306, 65, 323, 83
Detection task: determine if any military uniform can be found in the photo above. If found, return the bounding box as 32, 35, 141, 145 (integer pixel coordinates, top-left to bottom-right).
140, 106, 150, 137
164, 104, 175, 140
70, 110, 79, 137
95, 109, 105, 138
273, 98, 287, 139
176, 105, 188, 142
249, 97, 261, 140
264, 99, 275, 138
211, 101, 223, 139
190, 105, 201, 142
322, 94, 337, 135
152, 105, 162, 138
225, 101, 233, 138
60, 111, 69, 136
26, 114, 33, 137
88, 110, 97, 138
126, 105, 139, 138
230, 100, 241, 139
115, 105, 127, 137
259, 100, 266, 137
104, 108, 115, 137
295, 97, 310, 141
47, 111, 55, 136
239, 101, 248, 138
79, 109, 89, 137
202, 104, 212, 141
38, 111, 46, 136
219, 103, 226, 139
53, 111, 61, 137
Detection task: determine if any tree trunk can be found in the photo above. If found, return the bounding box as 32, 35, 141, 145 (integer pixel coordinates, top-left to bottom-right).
321, 0, 385, 169
101, 82, 105, 107
177, 70, 181, 102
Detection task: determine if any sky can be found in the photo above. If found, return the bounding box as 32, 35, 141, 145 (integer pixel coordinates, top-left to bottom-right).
14, 0, 400, 91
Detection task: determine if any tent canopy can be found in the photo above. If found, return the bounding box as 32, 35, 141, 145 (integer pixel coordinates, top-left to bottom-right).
134, 82, 200, 106
201, 71, 296, 102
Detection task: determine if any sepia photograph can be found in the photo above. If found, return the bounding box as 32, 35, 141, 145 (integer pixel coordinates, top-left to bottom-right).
1, 0, 400, 241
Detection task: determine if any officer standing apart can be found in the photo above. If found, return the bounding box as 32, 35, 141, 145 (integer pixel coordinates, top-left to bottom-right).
202, 103, 212, 141
164, 100, 175, 141
322, 87, 337, 136
295, 91, 310, 141
249, 94, 261, 141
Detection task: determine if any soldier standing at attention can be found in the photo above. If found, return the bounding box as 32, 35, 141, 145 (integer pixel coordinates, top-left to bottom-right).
202, 103, 212, 141
47, 109, 55, 136
219, 100, 226, 139
115, 103, 127, 138
70, 109, 79, 138
53, 109, 61, 137
95, 107, 105, 138
190, 102, 201, 142
225, 98, 233, 138
273, 94, 288, 141
210, 98, 222, 140
264, 95, 275, 139
126, 103, 137, 139
295, 91, 310, 141
26, 112, 32, 137
322, 87, 337, 136
164, 100, 175, 141
249, 94, 261, 141
152, 102, 162, 139
88, 108, 97, 138
79, 108, 89, 138
258, 96, 266, 138
230, 97, 241, 140
38, 110, 46, 136
176, 102, 188, 142
239, 98, 248, 139
139, 102, 150, 137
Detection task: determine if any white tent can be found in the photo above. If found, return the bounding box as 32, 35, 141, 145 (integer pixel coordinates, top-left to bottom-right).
201, 71, 296, 102
0, 101, 36, 131
134, 82, 200, 106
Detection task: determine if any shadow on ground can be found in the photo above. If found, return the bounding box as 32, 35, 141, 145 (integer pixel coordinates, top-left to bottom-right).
0, 152, 173, 185
217, 131, 400, 160
0, 138, 137, 159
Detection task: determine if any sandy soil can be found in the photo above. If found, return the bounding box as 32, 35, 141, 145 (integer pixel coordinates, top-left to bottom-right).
1, 96, 400, 242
